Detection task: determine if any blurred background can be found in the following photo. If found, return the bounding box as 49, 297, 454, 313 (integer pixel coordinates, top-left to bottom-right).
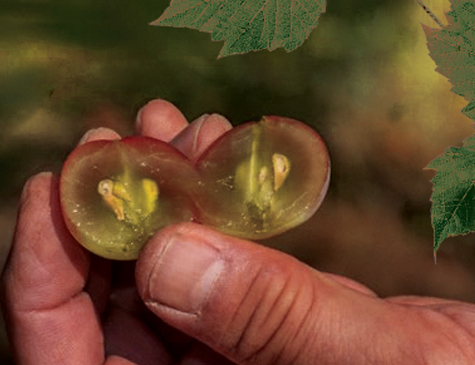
1, 0, 474, 362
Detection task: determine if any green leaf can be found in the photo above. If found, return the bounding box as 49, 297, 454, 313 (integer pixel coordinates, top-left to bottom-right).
423, 0, 475, 256
428, 134, 475, 256
423, 0, 475, 121
151, 0, 326, 58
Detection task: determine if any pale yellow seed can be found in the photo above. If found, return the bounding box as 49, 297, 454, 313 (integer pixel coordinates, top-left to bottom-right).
98, 179, 126, 220
272, 153, 290, 191
97, 179, 109, 194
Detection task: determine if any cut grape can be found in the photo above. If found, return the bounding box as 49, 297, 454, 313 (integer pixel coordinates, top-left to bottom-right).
60, 136, 199, 260
60, 116, 331, 259
195, 116, 330, 240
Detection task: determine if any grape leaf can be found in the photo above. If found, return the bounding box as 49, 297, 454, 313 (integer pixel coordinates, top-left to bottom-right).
423, 0, 475, 120
423, 0, 475, 256
151, 0, 326, 58
428, 134, 475, 256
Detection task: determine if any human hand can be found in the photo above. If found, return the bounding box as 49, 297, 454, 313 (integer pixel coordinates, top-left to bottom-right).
3, 99, 475, 365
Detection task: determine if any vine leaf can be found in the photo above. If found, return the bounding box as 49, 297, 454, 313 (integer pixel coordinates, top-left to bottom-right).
428, 135, 475, 258
151, 0, 326, 58
424, 0, 475, 257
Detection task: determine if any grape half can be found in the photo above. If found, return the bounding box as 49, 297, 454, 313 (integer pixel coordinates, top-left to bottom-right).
195, 116, 330, 240
60, 136, 199, 260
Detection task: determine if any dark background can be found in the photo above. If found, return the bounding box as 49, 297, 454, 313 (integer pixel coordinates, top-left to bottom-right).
1, 0, 474, 363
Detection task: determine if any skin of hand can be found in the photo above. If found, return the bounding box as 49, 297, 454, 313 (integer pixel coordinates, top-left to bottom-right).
2, 99, 475, 365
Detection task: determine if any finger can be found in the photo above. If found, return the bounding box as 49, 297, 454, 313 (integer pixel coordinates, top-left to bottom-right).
136, 223, 475, 364
78, 127, 121, 145
136, 99, 189, 141
0, 173, 105, 364
171, 113, 233, 163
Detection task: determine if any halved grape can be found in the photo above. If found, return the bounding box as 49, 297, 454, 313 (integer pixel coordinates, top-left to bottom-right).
60, 136, 199, 260
196, 116, 330, 240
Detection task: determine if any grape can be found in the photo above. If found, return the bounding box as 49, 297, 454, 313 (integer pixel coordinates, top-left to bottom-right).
60, 136, 199, 260
195, 116, 330, 240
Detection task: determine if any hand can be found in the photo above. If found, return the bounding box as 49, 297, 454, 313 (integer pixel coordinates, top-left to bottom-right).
2, 99, 475, 365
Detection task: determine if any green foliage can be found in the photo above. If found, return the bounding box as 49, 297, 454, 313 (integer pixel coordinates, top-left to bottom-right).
425, 0, 475, 255
428, 134, 475, 256
151, 0, 326, 58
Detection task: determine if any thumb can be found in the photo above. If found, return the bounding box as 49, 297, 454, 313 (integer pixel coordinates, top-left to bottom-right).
135, 223, 431, 364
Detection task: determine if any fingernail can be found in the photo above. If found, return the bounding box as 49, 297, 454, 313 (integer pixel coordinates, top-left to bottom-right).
147, 233, 224, 313
77, 128, 120, 145
135, 106, 144, 132
78, 129, 99, 145
171, 113, 232, 162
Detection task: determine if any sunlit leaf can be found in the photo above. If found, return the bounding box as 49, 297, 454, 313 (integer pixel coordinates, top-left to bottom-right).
424, 0, 475, 120
424, 0, 475, 256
